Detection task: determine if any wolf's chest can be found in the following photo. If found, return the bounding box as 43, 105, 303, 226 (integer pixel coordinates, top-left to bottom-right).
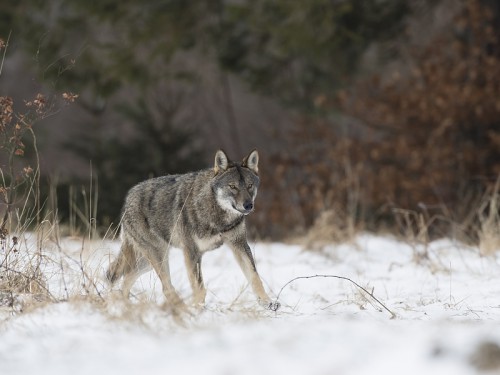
194, 234, 224, 252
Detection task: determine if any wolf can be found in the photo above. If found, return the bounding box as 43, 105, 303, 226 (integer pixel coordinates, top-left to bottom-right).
106, 149, 278, 310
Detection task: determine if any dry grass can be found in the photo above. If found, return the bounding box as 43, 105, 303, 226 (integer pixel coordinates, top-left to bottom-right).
1, 172, 499, 321
303, 208, 361, 248
477, 180, 500, 256
0, 173, 107, 316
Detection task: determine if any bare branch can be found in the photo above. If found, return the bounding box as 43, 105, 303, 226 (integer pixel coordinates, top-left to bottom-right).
273, 274, 396, 318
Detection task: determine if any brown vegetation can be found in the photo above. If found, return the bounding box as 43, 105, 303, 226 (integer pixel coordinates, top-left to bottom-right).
256, 0, 500, 242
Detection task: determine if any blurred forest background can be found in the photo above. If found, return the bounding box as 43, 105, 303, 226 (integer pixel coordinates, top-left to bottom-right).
0, 0, 499, 241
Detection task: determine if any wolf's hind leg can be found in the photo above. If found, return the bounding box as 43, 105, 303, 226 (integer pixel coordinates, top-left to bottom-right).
114, 238, 150, 298
142, 245, 186, 309
120, 256, 150, 298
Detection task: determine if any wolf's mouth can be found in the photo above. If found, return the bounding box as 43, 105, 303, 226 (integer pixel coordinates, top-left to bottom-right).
232, 205, 252, 215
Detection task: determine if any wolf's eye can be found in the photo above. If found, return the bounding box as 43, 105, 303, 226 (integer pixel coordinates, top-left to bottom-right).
247, 183, 253, 189
229, 183, 237, 190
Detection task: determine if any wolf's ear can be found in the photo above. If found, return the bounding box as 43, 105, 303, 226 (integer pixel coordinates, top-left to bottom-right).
214, 149, 229, 175
242, 149, 259, 174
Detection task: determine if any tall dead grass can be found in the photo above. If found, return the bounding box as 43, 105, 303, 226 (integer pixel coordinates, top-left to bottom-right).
0, 36, 96, 315
477, 179, 500, 256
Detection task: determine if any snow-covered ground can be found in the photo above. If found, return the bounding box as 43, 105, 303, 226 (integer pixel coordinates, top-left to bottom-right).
1, 234, 500, 374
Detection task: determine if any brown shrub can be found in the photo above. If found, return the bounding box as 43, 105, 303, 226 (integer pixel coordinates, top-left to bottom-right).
255, 0, 500, 241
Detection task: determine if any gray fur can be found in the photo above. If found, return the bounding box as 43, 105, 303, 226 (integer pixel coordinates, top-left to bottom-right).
107, 149, 276, 310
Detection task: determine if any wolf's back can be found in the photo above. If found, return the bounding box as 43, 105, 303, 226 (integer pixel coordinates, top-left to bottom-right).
119, 171, 214, 247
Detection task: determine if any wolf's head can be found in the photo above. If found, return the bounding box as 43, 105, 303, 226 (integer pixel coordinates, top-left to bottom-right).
212, 149, 260, 216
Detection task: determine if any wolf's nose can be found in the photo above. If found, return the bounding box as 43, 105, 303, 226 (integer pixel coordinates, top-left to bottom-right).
244, 202, 253, 211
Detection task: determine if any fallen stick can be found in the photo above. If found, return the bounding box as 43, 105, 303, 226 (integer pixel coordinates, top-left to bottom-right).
272, 274, 396, 319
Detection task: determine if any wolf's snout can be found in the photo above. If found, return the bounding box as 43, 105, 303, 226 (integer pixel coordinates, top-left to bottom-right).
243, 201, 254, 211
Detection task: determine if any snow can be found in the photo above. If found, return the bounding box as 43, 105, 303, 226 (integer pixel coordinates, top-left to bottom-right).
1, 234, 500, 375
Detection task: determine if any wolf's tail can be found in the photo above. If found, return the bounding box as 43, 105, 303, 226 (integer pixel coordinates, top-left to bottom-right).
106, 239, 134, 284
106, 254, 123, 284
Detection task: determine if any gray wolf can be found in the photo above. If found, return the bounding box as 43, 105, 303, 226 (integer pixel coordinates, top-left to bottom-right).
106, 149, 277, 310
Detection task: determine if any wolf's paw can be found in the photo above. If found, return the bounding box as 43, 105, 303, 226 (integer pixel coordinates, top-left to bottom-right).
192, 293, 206, 308
268, 300, 281, 311
259, 298, 281, 311
162, 295, 189, 314
191, 301, 206, 312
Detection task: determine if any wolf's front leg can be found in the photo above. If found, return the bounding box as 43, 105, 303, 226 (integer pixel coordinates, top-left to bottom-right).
227, 239, 278, 310
183, 245, 207, 306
